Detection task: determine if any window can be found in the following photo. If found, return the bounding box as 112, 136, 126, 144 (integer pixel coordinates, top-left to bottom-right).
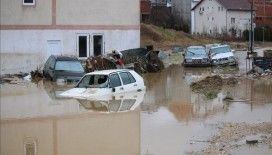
127, 72, 136, 83
212, 17, 214, 21
231, 18, 235, 24
23, 0, 35, 5
218, 7, 220, 11
221, 7, 223, 11
119, 72, 136, 85
77, 75, 108, 88
55, 61, 84, 72
109, 73, 121, 88
120, 72, 131, 85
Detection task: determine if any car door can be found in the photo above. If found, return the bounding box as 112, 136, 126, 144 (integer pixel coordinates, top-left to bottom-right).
109, 73, 124, 94
119, 71, 137, 92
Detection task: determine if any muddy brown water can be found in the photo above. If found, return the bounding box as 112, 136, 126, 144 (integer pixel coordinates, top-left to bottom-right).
1, 53, 272, 155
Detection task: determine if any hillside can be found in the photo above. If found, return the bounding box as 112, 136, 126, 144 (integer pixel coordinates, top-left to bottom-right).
141, 24, 220, 50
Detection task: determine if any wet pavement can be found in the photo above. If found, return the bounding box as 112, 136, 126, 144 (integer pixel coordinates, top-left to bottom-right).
1, 50, 272, 155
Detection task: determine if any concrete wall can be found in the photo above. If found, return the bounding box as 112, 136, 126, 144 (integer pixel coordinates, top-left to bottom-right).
0, 0, 52, 25
56, 0, 139, 25
227, 11, 251, 37
193, 0, 227, 35
0, 29, 140, 74
0, 0, 139, 26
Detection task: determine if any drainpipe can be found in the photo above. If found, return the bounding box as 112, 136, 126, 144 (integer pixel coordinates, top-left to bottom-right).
226, 10, 228, 36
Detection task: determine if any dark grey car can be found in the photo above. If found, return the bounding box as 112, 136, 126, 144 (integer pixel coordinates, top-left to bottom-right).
43, 55, 85, 82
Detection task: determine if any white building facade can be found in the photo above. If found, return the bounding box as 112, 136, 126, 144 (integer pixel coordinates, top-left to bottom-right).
192, 0, 252, 37
0, 0, 140, 74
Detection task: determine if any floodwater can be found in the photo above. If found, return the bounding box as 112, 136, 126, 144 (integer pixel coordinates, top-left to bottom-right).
1, 53, 272, 155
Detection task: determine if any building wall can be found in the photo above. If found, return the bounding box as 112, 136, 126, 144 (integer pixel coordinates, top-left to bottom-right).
0, 0, 52, 25
56, 0, 139, 25
227, 11, 251, 36
0, 0, 140, 74
0, 30, 140, 74
194, 0, 227, 35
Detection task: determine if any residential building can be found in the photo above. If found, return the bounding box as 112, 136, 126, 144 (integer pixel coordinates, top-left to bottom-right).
192, 0, 252, 37
254, 0, 272, 27
0, 0, 140, 74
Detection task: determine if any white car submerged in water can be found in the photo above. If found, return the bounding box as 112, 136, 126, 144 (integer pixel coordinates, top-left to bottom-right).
209, 45, 237, 66
60, 69, 146, 100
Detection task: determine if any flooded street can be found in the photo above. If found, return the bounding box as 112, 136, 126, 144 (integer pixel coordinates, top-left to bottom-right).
1, 51, 272, 155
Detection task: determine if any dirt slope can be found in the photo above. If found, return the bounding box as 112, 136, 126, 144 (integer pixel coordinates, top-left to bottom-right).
140, 24, 219, 50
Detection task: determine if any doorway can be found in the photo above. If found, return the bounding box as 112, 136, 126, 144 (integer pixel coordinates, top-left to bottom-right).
93, 35, 103, 56
77, 34, 90, 58
47, 40, 61, 57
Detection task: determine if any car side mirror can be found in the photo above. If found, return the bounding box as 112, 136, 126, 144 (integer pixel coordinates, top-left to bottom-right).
112, 88, 115, 92
49, 66, 54, 70
182, 53, 185, 57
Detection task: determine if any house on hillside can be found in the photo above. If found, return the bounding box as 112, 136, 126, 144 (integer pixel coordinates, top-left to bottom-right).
0, 0, 140, 74
191, 0, 252, 37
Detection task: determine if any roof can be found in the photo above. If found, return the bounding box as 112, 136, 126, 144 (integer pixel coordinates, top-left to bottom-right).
192, 0, 252, 11
85, 69, 132, 75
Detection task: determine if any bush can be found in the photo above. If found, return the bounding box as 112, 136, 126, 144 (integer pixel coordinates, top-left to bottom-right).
243, 27, 272, 42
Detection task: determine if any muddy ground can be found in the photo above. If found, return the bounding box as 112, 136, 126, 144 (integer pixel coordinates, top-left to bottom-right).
1, 48, 272, 155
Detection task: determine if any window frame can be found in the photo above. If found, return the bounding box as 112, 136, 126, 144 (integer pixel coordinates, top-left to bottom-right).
23, 0, 35, 6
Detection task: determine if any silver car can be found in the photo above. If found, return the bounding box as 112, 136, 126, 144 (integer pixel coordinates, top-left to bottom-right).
183, 46, 211, 67
209, 45, 237, 66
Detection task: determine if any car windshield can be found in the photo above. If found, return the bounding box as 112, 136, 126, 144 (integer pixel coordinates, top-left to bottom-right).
77, 75, 109, 88
55, 61, 84, 72
210, 46, 231, 55
186, 48, 206, 57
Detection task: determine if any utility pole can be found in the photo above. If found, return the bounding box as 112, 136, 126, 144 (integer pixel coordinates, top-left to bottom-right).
250, 0, 253, 54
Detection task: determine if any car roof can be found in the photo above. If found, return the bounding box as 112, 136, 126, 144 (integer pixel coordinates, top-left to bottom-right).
210, 44, 230, 50
85, 69, 133, 75
51, 55, 79, 61
187, 46, 205, 49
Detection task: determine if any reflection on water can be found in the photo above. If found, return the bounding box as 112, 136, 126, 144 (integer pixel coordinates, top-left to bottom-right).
1, 80, 143, 155
141, 65, 272, 154
1, 65, 272, 155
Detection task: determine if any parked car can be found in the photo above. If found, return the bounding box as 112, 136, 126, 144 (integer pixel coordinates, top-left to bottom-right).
208, 45, 237, 66
183, 46, 210, 67
43, 55, 85, 82
60, 69, 146, 100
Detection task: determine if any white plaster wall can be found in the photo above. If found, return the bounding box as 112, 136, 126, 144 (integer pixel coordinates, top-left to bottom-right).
0, 0, 52, 25
227, 11, 251, 37
194, 0, 227, 35
57, 0, 140, 25
0, 30, 140, 74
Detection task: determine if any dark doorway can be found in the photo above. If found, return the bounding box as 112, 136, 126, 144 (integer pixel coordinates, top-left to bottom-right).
93, 35, 103, 56
78, 36, 87, 57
